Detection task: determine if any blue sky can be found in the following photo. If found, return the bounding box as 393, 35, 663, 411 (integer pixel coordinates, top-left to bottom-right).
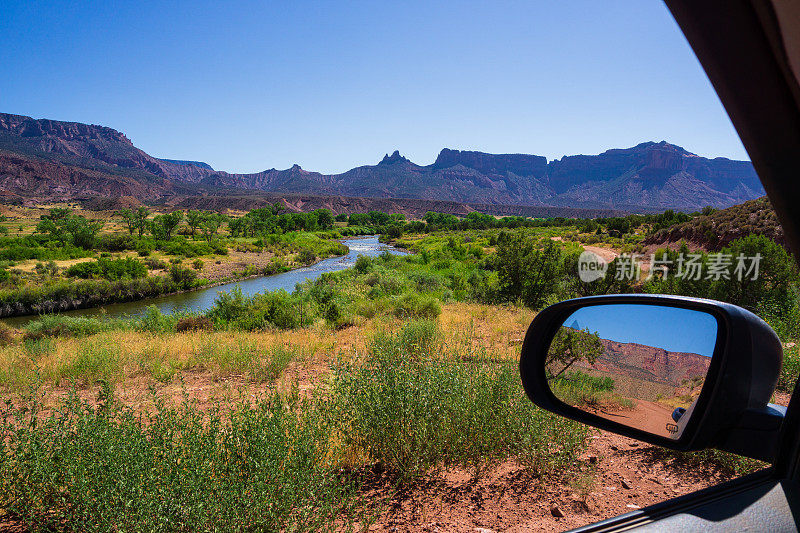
566, 304, 718, 357
0, 1, 747, 174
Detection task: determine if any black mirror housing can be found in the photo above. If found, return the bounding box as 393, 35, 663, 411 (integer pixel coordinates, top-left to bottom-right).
519, 294, 785, 462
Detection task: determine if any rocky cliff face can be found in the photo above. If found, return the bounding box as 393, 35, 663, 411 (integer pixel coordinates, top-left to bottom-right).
0, 113, 218, 184
0, 113, 765, 211
543, 142, 763, 210
591, 337, 712, 386
159, 159, 214, 171
432, 148, 548, 177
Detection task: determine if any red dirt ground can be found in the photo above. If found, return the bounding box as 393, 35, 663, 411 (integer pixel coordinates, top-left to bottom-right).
352, 429, 747, 532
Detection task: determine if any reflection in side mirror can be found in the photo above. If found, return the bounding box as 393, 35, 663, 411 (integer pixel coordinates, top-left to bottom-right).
546, 304, 717, 440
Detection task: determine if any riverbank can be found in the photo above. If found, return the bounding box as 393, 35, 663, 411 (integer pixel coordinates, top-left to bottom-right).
1, 236, 405, 325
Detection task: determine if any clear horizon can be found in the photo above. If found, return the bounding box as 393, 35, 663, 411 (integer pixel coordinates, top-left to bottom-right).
1, 1, 749, 174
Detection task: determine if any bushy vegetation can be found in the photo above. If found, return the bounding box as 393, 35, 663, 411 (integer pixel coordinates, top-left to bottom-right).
0, 322, 589, 530
643, 197, 783, 251
331, 321, 588, 479
0, 385, 358, 532
66, 257, 148, 280
0, 274, 201, 317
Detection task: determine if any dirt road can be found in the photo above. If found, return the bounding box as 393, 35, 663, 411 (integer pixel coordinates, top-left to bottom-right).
582, 245, 619, 263
594, 400, 678, 439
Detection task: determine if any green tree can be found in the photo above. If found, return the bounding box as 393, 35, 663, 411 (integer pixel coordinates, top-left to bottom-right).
495, 233, 563, 309
200, 212, 226, 241
186, 210, 204, 238
134, 207, 150, 237
151, 211, 184, 240
66, 216, 104, 249
315, 209, 334, 229
115, 208, 137, 235
36, 209, 104, 249
546, 327, 605, 379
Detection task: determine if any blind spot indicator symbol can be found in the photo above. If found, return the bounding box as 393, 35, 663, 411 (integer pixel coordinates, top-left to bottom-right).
578, 251, 608, 282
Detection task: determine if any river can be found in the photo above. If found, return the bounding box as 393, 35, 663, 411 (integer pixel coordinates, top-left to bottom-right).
4, 235, 406, 327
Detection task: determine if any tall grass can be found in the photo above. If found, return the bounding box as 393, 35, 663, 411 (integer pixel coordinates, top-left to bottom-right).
190, 340, 300, 381
0, 385, 359, 532
0, 324, 305, 388
550, 370, 624, 407
330, 320, 588, 479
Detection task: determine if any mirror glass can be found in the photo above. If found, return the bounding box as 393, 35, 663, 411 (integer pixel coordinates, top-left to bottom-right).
546, 304, 717, 439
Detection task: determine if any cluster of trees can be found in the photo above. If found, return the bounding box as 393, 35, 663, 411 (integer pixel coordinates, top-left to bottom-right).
116, 208, 226, 242
36, 208, 104, 249
589, 210, 693, 237
347, 211, 405, 227
643, 234, 799, 337
367, 209, 696, 236
229, 206, 335, 237
490, 231, 633, 309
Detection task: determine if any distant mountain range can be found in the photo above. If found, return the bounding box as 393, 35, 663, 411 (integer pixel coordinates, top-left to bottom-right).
0, 112, 765, 212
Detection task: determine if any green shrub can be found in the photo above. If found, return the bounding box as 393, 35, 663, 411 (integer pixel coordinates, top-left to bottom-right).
160, 237, 213, 258
169, 265, 198, 289
392, 293, 441, 319
136, 306, 177, 333
298, 248, 317, 264
208, 287, 315, 330
64, 261, 101, 279
66, 257, 147, 281
136, 238, 155, 256
409, 271, 442, 292
95, 233, 136, 252
330, 322, 587, 479
238, 291, 314, 330
209, 287, 250, 323
354, 255, 372, 274
354, 298, 390, 319
495, 234, 563, 310
24, 315, 124, 338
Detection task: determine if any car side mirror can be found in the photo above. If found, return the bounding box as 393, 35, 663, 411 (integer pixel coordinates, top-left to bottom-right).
519, 295, 786, 462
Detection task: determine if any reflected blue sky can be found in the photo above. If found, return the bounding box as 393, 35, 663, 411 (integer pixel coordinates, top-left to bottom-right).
564, 304, 717, 357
